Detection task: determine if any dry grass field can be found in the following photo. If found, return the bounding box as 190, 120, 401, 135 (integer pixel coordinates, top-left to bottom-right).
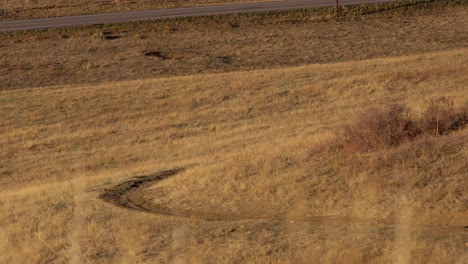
0, 48, 467, 263
0, 1, 467, 263
1, 0, 274, 20
1, 0, 467, 90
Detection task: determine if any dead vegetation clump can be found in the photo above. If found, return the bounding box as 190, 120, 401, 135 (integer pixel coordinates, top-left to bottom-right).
337, 97, 467, 153
421, 96, 468, 135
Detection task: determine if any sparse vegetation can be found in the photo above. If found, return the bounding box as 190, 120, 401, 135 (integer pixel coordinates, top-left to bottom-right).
0, 1, 467, 263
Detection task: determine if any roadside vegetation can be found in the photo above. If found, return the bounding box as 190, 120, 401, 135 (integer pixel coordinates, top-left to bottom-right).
0, 0, 274, 20
1, 0, 467, 90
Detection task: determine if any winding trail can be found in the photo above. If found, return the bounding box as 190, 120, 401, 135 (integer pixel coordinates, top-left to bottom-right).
99, 168, 187, 216
99, 167, 468, 234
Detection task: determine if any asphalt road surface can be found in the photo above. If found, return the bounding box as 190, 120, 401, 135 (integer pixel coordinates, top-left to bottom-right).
0, 0, 400, 32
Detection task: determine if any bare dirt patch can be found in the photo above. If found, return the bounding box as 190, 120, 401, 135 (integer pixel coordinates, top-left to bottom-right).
144, 51, 195, 60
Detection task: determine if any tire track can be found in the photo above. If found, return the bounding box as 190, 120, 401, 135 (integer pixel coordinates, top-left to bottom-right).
99, 168, 186, 215
99, 167, 279, 221
99, 167, 468, 234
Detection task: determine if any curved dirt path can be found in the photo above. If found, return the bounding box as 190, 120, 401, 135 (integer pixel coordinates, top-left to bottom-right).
99, 168, 187, 216
99, 167, 287, 221
99, 168, 468, 233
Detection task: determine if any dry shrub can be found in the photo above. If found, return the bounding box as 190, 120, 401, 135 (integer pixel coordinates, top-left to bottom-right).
338, 104, 420, 152
421, 97, 467, 135
337, 98, 467, 153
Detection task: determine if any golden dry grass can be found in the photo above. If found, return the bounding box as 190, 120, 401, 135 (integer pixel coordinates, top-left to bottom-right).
1, 0, 274, 20
1, 0, 467, 90
0, 48, 467, 263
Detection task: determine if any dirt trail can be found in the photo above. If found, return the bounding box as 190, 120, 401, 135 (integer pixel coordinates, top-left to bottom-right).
99, 167, 280, 221
99, 168, 468, 234
99, 168, 186, 215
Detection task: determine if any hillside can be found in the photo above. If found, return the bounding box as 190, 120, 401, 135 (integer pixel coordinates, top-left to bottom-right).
0, 49, 466, 263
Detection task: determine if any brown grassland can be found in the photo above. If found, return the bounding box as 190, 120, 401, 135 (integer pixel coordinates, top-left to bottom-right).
1, 48, 467, 264
0, 1, 467, 263
1, 0, 467, 90
1, 0, 274, 20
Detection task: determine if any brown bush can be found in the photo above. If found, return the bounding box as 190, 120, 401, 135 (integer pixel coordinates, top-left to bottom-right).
337, 98, 467, 153
421, 97, 467, 135
338, 104, 420, 152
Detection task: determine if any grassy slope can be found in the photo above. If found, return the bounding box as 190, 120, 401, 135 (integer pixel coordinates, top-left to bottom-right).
0, 49, 466, 263
1, 0, 467, 90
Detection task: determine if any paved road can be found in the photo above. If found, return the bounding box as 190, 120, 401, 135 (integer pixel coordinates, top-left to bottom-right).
0, 0, 400, 32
